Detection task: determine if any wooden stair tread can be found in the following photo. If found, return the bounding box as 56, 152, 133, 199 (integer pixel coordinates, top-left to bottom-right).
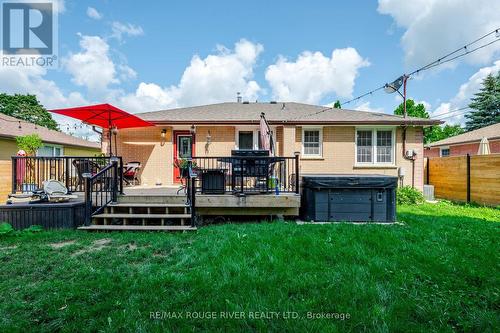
93, 213, 191, 219
78, 225, 196, 231
110, 203, 188, 208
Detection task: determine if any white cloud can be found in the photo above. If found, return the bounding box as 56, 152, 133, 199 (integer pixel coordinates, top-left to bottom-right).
430, 60, 500, 124
110, 22, 144, 41
0, 64, 100, 140
119, 39, 264, 112
378, 0, 500, 68
353, 101, 385, 113
64, 35, 119, 95
265, 47, 369, 104
86, 7, 102, 20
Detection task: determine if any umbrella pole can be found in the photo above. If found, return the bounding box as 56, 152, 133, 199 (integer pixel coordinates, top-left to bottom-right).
108, 127, 113, 156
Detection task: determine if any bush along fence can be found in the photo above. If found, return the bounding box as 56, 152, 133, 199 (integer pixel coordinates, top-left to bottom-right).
424, 154, 500, 206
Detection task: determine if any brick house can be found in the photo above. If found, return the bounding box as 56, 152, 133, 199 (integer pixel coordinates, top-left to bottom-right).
424, 122, 500, 158
106, 102, 440, 191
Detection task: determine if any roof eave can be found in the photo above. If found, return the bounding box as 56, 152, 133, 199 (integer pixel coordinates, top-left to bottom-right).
148, 119, 442, 126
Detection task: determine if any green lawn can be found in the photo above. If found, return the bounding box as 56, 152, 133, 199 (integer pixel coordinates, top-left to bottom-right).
0, 202, 499, 332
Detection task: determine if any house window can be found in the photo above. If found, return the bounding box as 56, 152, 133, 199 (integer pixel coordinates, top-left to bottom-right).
356, 128, 395, 164
302, 128, 322, 157
37, 145, 64, 157
356, 130, 373, 163
376, 130, 393, 163
440, 148, 450, 157
238, 131, 254, 150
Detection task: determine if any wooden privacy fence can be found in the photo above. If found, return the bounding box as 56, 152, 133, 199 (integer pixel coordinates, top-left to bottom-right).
0, 160, 12, 202
424, 154, 500, 206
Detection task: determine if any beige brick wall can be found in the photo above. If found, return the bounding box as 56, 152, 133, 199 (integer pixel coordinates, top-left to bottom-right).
195, 126, 235, 156
106, 126, 173, 186
285, 126, 424, 191
112, 125, 424, 190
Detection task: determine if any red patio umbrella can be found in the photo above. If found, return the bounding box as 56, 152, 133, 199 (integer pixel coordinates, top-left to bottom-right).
50, 103, 153, 156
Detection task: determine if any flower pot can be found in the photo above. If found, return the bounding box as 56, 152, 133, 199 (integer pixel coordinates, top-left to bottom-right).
22, 183, 37, 193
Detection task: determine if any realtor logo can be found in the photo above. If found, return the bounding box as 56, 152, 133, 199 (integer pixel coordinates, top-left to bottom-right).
1, 0, 58, 67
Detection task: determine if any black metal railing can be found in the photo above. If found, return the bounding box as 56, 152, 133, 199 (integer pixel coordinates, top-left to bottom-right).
185, 160, 197, 227
11, 156, 123, 193
84, 161, 119, 225
191, 155, 300, 194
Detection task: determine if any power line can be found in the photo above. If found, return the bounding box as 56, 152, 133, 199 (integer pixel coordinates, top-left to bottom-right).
340, 28, 500, 107
432, 107, 470, 120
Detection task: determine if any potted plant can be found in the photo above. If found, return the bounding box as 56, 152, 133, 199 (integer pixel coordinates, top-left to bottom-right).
16, 134, 43, 192
174, 158, 197, 178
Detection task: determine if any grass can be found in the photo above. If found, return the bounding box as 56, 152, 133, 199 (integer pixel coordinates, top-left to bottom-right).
0, 202, 498, 332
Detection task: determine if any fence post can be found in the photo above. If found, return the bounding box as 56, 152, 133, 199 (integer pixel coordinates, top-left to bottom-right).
426, 157, 430, 185
466, 154, 471, 203
294, 152, 300, 194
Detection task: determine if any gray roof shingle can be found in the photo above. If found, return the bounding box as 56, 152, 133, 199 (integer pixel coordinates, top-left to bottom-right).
137, 102, 441, 126
0, 113, 101, 149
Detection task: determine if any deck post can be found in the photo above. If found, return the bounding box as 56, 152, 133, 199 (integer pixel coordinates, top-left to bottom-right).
84, 175, 92, 226
190, 174, 196, 227
65, 157, 70, 193
112, 161, 118, 203
294, 152, 300, 194
118, 156, 124, 194
11, 157, 17, 194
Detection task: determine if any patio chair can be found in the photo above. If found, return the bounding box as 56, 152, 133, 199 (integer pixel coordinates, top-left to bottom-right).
72, 159, 101, 188
123, 161, 141, 186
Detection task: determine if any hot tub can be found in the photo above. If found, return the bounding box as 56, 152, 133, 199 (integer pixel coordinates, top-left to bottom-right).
301, 174, 397, 223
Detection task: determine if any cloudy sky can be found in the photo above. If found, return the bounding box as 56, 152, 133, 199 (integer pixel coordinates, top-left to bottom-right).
1, 0, 499, 139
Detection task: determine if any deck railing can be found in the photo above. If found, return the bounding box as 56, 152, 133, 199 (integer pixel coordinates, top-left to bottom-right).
191, 155, 300, 194
11, 156, 123, 194
84, 160, 119, 225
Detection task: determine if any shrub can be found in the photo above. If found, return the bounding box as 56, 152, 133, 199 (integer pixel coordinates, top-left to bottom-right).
397, 186, 425, 205
0, 222, 14, 235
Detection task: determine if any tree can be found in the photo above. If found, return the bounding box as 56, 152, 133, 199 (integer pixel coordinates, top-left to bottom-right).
333, 100, 341, 108
393, 99, 464, 144
465, 72, 500, 131
394, 99, 429, 118
426, 124, 464, 143
0, 93, 59, 131
16, 134, 43, 156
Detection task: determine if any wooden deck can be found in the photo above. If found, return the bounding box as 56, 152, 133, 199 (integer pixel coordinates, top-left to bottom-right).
122, 186, 301, 216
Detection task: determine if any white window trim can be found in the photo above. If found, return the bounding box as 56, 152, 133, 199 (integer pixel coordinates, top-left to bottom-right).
36, 144, 64, 157
355, 127, 396, 166
439, 146, 450, 157
234, 126, 276, 150
301, 127, 323, 158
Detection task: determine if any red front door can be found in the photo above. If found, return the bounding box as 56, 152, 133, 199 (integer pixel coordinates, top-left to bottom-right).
173, 131, 195, 183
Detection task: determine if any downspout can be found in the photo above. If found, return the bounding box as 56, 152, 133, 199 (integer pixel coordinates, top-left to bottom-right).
400, 75, 416, 188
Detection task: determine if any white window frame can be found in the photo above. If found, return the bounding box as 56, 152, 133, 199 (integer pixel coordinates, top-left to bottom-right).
235, 126, 276, 150
37, 144, 64, 157
355, 127, 396, 166
439, 146, 450, 157
301, 127, 323, 158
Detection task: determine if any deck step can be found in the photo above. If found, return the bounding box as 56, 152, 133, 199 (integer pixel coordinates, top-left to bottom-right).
108, 203, 188, 208
93, 213, 191, 219
78, 225, 196, 231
